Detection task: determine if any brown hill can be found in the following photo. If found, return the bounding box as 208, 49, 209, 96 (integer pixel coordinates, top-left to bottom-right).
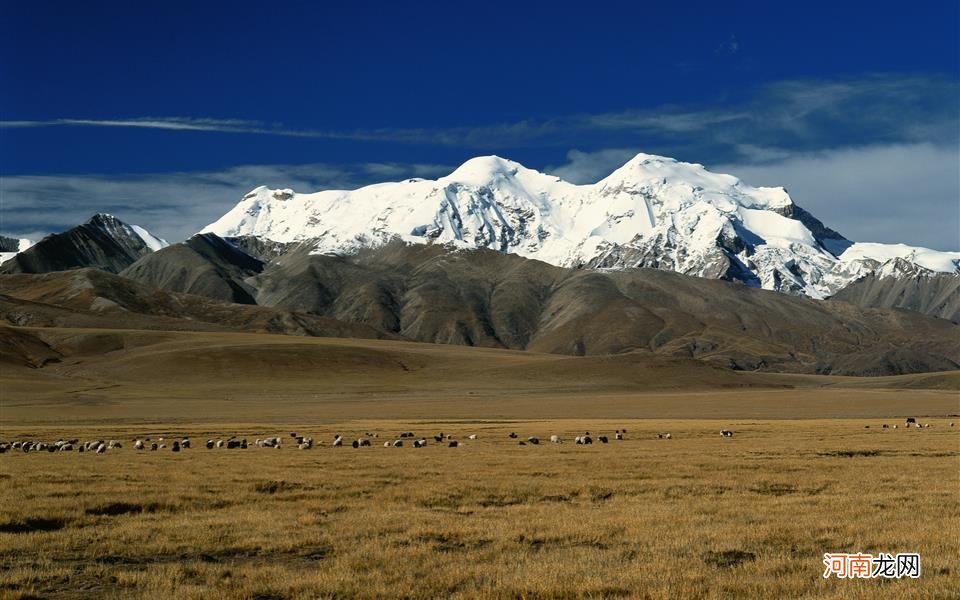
2, 325, 956, 424
121, 233, 264, 304
2, 241, 958, 376
249, 242, 959, 375
0, 268, 392, 341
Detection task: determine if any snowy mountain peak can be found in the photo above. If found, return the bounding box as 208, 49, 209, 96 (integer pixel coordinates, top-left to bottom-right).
201, 153, 959, 299
87, 213, 169, 252
446, 155, 523, 180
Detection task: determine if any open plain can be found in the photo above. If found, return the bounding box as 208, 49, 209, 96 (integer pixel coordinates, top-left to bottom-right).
2, 328, 959, 599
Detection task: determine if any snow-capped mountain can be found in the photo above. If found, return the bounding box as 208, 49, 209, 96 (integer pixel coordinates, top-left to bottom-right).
0, 213, 168, 274
202, 154, 960, 298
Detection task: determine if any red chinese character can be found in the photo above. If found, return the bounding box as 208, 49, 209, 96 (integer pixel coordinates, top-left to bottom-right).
823, 553, 850, 578
849, 553, 873, 578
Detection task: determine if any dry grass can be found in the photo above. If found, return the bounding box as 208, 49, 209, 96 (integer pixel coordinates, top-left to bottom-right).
2, 329, 958, 597
1, 419, 957, 599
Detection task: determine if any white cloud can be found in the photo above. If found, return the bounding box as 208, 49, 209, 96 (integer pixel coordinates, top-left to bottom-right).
542, 143, 959, 251
545, 148, 642, 183
714, 143, 959, 251
1, 162, 451, 244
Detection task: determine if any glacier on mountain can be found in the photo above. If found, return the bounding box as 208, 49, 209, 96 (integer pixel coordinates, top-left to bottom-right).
201, 153, 959, 298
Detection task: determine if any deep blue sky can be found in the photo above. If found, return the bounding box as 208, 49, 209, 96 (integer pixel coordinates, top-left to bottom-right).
1, 0, 958, 247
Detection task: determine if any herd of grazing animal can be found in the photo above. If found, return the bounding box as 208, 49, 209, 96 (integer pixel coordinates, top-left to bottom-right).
0, 439, 123, 454
0, 429, 635, 454
865, 418, 946, 430
2, 420, 954, 456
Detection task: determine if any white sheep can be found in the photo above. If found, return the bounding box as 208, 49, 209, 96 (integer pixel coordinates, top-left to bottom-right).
468, 434, 478, 440
550, 435, 561, 444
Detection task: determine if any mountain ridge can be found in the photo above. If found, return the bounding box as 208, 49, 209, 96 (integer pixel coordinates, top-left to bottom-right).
94, 237, 960, 375
0, 213, 168, 274
201, 153, 960, 299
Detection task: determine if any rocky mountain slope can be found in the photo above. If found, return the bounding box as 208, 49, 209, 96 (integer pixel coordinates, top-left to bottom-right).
832, 259, 960, 323
33, 235, 955, 375
121, 233, 264, 304
0, 214, 167, 274
0, 268, 392, 340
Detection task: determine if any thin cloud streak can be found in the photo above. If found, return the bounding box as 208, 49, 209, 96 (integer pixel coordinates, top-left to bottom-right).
4, 75, 956, 153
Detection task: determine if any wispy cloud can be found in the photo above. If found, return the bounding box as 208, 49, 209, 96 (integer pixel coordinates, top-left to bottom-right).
0, 116, 377, 140
1, 162, 452, 244
4, 75, 956, 153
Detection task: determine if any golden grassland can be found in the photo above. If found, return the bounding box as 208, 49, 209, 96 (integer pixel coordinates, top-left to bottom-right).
1, 329, 959, 597
1, 418, 958, 599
